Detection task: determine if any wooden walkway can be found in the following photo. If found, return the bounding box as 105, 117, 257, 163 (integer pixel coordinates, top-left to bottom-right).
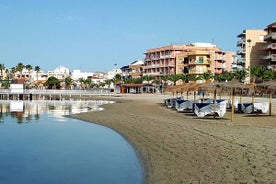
0, 89, 113, 100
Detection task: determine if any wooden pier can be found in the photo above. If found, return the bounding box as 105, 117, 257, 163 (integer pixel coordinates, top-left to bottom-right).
0, 89, 113, 101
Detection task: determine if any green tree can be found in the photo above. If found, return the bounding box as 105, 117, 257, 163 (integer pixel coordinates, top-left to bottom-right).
112, 74, 122, 93
187, 74, 197, 83
45, 76, 60, 89
25, 64, 33, 79
78, 78, 85, 89
168, 74, 182, 85
202, 72, 214, 83
178, 74, 188, 83
64, 77, 73, 90
249, 66, 266, 83
142, 75, 155, 84
16, 62, 25, 78
85, 79, 93, 89
233, 70, 248, 82
0, 64, 5, 80
104, 79, 112, 88
10, 67, 17, 79
34, 66, 41, 81
263, 69, 276, 80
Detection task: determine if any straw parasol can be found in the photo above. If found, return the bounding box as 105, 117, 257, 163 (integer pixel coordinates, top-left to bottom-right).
200, 82, 225, 119
255, 80, 276, 116
201, 80, 257, 121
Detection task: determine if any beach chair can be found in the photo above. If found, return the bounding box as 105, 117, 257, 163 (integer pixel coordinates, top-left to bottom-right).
193, 100, 227, 118
175, 99, 194, 112
237, 102, 269, 114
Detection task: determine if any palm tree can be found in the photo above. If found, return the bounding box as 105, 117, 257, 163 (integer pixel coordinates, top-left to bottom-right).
187, 74, 197, 83
25, 64, 33, 79
16, 62, 25, 78
34, 66, 41, 81
167, 74, 181, 85
234, 69, 248, 82
104, 79, 112, 89
112, 74, 122, 93
10, 67, 17, 79
64, 76, 74, 90
78, 78, 86, 89
84, 79, 93, 89
263, 69, 276, 80
179, 74, 188, 83
201, 72, 214, 83
0, 64, 5, 80
142, 75, 154, 84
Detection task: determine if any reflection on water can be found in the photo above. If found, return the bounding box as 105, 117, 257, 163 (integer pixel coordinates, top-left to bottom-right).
0, 100, 142, 184
0, 100, 114, 123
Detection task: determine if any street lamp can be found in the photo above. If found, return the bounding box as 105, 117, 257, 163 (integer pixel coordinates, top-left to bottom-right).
246, 39, 252, 84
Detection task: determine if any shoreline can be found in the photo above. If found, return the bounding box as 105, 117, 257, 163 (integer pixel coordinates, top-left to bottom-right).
72, 94, 276, 184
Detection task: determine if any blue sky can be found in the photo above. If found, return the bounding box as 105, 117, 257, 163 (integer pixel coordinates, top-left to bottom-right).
0, 0, 275, 72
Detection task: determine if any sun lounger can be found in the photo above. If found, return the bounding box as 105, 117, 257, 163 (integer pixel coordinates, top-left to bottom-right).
164, 97, 182, 109
175, 99, 194, 111
193, 100, 227, 118
237, 102, 269, 114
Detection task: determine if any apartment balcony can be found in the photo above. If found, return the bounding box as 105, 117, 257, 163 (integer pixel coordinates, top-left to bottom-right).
237, 58, 245, 64
263, 54, 276, 61
236, 39, 244, 46
231, 64, 238, 69
188, 70, 205, 75
130, 72, 142, 77
264, 32, 276, 41
142, 64, 159, 69
237, 49, 245, 55
145, 72, 162, 76
187, 61, 210, 66
160, 55, 174, 59
214, 64, 226, 69
236, 65, 245, 70
214, 56, 226, 61
265, 43, 276, 50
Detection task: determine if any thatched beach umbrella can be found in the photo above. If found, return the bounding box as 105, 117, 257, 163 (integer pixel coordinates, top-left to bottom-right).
220, 80, 255, 122
256, 80, 276, 116
200, 82, 224, 119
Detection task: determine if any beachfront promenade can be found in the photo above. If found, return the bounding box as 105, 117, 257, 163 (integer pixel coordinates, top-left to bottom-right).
0, 89, 113, 100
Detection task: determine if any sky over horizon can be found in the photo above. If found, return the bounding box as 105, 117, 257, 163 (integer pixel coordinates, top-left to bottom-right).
0, 0, 275, 72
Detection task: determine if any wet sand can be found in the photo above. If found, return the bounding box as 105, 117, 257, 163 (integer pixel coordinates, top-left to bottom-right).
73, 94, 276, 184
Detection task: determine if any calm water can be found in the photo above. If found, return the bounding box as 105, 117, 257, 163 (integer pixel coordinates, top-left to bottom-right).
0, 101, 142, 184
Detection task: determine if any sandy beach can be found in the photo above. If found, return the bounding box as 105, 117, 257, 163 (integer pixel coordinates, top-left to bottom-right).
73, 94, 276, 184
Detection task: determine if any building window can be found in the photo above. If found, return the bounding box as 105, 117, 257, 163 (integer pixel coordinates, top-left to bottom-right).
184, 57, 189, 64
199, 57, 204, 64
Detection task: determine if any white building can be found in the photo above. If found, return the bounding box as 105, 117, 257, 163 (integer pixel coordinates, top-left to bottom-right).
106, 68, 122, 80
71, 70, 95, 81
47, 66, 70, 80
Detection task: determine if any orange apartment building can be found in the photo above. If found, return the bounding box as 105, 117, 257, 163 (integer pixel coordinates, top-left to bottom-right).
129, 60, 144, 78
143, 43, 234, 83
236, 22, 276, 83
264, 22, 276, 69
236, 29, 267, 72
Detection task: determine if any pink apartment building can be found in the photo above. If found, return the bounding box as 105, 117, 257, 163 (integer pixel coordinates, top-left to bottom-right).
143, 43, 234, 82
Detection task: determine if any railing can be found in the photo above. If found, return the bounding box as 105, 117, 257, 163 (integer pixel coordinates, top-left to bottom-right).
237, 49, 245, 55
187, 61, 210, 65
0, 89, 112, 95
265, 43, 276, 50
264, 32, 276, 40
263, 54, 276, 60
237, 39, 244, 46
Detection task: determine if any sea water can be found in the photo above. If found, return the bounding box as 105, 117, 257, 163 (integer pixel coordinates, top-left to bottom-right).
0, 101, 142, 184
